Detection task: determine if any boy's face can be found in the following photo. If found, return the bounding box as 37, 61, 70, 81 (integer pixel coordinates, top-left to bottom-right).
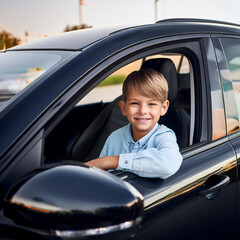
119, 88, 169, 141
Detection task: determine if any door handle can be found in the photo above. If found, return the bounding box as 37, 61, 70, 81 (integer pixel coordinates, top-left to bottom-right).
199, 174, 230, 200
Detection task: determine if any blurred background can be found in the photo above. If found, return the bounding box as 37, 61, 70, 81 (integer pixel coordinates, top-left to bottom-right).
0, 0, 240, 50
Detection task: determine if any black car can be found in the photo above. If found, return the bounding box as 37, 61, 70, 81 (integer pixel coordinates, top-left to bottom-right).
1, 18, 240, 239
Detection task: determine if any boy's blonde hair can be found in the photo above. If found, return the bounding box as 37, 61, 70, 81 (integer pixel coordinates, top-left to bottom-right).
122, 68, 168, 103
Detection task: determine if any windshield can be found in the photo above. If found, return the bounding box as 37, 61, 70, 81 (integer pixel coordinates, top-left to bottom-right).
0, 50, 73, 107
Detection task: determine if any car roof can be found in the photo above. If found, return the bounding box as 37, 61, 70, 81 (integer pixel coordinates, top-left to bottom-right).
8, 26, 133, 51
8, 18, 240, 52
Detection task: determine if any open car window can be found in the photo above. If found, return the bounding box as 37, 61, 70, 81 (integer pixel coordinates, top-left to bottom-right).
44, 51, 194, 164
78, 59, 142, 105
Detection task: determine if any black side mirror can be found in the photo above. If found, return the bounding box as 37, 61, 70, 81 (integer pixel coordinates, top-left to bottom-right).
4, 165, 143, 239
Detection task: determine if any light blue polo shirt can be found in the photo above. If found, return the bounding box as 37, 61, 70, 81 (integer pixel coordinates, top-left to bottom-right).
99, 123, 183, 179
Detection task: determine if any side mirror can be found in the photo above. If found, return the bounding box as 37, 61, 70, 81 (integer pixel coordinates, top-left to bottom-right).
4, 165, 143, 239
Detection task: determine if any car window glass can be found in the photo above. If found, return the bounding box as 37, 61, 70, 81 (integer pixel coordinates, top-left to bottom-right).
0, 50, 72, 108
220, 38, 240, 131
179, 56, 190, 74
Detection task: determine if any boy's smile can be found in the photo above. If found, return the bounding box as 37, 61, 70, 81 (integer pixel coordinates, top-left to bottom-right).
120, 88, 169, 141
135, 117, 151, 122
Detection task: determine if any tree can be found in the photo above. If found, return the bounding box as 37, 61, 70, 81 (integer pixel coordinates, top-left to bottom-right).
0, 30, 21, 50
63, 23, 92, 32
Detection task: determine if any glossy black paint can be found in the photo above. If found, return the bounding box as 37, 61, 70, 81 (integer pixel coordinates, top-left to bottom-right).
10, 27, 125, 51
131, 139, 237, 240
10, 21, 240, 51
5, 165, 143, 231
1, 19, 240, 239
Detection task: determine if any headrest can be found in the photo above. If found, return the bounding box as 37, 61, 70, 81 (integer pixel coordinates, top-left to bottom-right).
141, 58, 178, 105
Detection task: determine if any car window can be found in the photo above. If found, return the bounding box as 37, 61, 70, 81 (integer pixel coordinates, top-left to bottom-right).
220, 38, 240, 132
0, 50, 73, 108
44, 51, 195, 163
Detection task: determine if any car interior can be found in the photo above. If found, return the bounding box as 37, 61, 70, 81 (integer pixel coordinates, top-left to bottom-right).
43, 52, 193, 169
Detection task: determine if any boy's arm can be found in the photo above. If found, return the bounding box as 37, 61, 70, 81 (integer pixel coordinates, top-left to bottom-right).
86, 132, 182, 178
85, 156, 119, 170
117, 132, 182, 179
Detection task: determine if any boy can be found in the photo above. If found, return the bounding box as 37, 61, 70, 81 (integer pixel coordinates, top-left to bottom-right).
86, 68, 182, 178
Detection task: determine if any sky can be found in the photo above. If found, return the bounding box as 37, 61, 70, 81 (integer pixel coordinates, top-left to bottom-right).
1, 0, 240, 42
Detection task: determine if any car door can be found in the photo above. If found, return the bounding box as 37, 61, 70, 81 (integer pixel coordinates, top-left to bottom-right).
215, 36, 240, 239
121, 36, 238, 240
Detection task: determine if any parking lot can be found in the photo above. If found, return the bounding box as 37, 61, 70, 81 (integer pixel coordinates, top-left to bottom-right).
78, 84, 122, 105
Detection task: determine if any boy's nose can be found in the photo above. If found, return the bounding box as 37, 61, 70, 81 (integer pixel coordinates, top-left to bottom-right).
139, 104, 148, 114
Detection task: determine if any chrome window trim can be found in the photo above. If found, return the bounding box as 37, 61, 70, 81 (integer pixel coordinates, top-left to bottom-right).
189, 61, 195, 145
52, 217, 141, 238
181, 136, 228, 159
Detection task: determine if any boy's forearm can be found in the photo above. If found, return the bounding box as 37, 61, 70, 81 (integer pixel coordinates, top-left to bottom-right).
85, 156, 119, 170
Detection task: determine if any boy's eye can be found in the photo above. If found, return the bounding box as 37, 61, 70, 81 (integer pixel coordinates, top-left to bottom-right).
149, 103, 157, 106
130, 102, 139, 105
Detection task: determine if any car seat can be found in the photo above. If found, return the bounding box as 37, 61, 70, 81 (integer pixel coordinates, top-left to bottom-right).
141, 58, 190, 149
175, 73, 191, 115
71, 96, 128, 162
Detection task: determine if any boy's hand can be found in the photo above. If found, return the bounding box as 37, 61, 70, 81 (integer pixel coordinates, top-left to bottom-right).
85, 156, 119, 170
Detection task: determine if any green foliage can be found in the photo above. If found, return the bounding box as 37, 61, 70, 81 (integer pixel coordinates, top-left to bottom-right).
0, 31, 20, 50
63, 24, 92, 32
98, 75, 126, 87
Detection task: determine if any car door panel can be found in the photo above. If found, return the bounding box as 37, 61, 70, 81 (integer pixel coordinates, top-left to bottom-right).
129, 140, 237, 239
212, 36, 240, 238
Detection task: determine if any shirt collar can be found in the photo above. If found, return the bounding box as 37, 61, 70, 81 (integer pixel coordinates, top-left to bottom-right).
127, 123, 159, 148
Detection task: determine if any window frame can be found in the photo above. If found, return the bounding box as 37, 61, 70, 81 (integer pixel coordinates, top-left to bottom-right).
43, 35, 208, 162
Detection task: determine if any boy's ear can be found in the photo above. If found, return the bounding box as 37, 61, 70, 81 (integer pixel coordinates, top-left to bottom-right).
119, 100, 127, 116
160, 100, 169, 116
